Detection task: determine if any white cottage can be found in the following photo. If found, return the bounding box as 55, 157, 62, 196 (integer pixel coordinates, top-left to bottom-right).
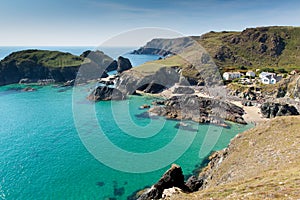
223, 72, 242, 80
259, 72, 281, 84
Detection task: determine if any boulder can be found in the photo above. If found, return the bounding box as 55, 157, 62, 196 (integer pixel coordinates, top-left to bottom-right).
87, 86, 125, 101
261, 102, 299, 118
185, 175, 204, 192
117, 56, 132, 73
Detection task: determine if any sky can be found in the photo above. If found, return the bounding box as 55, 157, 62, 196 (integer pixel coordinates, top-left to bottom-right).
0, 0, 300, 46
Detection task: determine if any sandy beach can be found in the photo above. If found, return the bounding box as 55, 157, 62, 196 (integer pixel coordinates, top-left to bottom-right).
231, 101, 268, 125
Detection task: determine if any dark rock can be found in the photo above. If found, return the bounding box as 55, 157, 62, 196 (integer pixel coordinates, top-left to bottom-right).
242, 101, 253, 107
139, 104, 150, 109
117, 56, 132, 73
185, 175, 203, 192
138, 164, 186, 200
22, 87, 36, 92
148, 95, 246, 125
173, 87, 195, 94
261, 102, 299, 118
115, 67, 180, 95
214, 46, 234, 62
87, 86, 125, 101
142, 82, 166, 94
99, 80, 114, 86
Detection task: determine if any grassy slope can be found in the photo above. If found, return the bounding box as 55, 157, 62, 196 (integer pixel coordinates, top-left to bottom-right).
134, 26, 300, 75
198, 27, 300, 72
169, 116, 300, 199
1, 50, 87, 68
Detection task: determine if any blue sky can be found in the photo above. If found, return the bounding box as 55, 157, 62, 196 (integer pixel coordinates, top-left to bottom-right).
0, 0, 300, 46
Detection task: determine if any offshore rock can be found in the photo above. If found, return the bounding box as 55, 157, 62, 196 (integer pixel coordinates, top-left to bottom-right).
117, 56, 132, 73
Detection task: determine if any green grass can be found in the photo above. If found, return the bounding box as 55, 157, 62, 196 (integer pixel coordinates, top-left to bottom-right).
134, 26, 300, 80
2, 50, 87, 68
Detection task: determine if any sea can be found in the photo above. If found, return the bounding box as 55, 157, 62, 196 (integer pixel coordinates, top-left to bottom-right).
0, 47, 253, 200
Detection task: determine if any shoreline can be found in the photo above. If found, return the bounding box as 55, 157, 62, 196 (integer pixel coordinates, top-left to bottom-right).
144, 84, 266, 125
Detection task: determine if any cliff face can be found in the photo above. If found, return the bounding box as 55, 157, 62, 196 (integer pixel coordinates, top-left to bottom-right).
0, 50, 110, 86
164, 116, 300, 200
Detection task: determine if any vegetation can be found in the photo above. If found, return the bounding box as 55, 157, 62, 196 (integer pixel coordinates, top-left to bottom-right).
133, 26, 300, 87
197, 26, 300, 73
170, 116, 300, 199
1, 49, 87, 68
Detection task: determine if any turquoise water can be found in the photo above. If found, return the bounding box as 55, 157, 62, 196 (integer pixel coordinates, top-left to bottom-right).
0, 47, 253, 199
0, 84, 253, 200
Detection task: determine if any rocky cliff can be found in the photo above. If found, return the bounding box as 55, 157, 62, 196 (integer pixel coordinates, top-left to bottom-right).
158, 116, 300, 200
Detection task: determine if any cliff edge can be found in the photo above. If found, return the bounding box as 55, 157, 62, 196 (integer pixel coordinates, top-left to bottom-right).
165, 116, 300, 199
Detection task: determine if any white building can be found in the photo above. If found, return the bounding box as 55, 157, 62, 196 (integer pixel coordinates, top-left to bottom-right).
223, 72, 242, 80
246, 71, 255, 77
259, 72, 281, 84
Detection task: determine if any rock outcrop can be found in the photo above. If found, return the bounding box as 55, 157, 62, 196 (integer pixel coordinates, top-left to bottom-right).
87, 86, 125, 101
137, 164, 187, 200
149, 95, 246, 125
260, 102, 299, 118
115, 67, 181, 95
117, 56, 132, 73
80, 50, 118, 72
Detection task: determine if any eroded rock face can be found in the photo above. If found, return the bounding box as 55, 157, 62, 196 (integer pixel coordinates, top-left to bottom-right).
149, 95, 246, 125
117, 56, 132, 73
87, 86, 125, 101
115, 67, 180, 95
260, 102, 299, 118
138, 164, 186, 200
